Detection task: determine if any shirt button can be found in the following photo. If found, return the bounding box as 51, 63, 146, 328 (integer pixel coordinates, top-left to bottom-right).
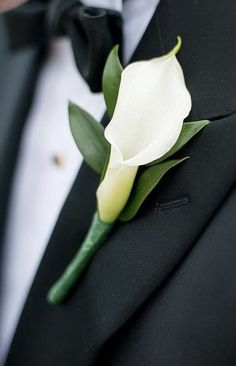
52, 154, 65, 167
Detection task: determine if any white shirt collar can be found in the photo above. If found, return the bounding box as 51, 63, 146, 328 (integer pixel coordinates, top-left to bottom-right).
81, 0, 122, 12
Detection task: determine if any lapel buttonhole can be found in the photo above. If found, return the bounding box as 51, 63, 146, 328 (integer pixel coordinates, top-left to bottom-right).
155, 196, 190, 213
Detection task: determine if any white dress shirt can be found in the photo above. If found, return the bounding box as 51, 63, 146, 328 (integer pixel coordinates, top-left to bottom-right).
0, 0, 160, 364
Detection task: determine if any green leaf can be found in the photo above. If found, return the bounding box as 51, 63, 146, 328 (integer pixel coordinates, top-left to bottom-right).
102, 45, 123, 118
119, 158, 188, 222
148, 120, 209, 166
69, 102, 110, 175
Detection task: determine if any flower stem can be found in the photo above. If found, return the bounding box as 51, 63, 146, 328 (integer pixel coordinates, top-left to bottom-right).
47, 212, 114, 304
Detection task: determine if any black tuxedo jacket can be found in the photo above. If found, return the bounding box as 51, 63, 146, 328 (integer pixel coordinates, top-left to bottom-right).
0, 1, 236, 365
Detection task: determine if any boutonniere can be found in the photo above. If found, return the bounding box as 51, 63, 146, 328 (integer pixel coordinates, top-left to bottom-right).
47, 37, 209, 304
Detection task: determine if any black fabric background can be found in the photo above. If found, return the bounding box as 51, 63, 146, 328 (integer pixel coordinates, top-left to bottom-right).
0, 0, 236, 365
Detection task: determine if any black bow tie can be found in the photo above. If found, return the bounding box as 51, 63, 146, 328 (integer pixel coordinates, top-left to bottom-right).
4, 0, 122, 92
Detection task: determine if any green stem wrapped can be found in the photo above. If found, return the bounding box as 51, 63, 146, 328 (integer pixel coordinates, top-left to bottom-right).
47, 212, 114, 304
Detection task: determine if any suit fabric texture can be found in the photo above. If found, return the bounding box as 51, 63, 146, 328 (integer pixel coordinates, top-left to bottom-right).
0, 0, 236, 365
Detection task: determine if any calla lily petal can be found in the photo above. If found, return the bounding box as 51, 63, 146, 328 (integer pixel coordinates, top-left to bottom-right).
105, 52, 191, 166
97, 147, 138, 223
97, 39, 192, 223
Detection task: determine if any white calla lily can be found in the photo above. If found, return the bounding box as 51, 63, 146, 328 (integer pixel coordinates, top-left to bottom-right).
47, 39, 199, 304
97, 39, 192, 223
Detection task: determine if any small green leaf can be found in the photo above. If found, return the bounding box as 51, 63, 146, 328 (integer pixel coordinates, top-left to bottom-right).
69, 102, 110, 175
148, 120, 209, 166
102, 45, 123, 118
119, 158, 188, 222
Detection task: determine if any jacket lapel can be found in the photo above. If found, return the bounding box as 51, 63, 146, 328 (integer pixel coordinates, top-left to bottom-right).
5, 1, 236, 365
0, 16, 43, 252
7, 116, 236, 366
